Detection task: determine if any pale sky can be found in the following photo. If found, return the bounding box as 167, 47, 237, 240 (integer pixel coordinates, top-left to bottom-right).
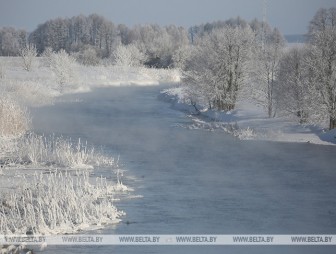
0, 0, 335, 35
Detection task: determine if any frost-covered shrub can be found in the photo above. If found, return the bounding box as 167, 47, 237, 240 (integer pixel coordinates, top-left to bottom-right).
0, 171, 125, 234
0, 95, 30, 137
14, 133, 116, 169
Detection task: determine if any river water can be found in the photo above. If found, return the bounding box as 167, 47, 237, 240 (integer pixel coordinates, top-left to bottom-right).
32, 85, 336, 254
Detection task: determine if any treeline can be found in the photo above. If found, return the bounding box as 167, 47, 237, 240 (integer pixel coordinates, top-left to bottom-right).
0, 27, 27, 56
181, 8, 336, 129
0, 14, 189, 68
0, 14, 278, 68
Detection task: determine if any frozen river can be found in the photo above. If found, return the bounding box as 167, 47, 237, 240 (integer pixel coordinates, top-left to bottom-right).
32, 85, 336, 254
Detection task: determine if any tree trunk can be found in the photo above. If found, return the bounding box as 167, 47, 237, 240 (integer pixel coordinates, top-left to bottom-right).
330, 117, 336, 130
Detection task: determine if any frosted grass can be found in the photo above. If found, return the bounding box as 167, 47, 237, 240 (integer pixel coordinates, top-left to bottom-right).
0, 170, 125, 235
6, 133, 116, 169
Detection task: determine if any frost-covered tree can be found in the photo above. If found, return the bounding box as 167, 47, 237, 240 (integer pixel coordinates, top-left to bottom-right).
20, 44, 37, 71
276, 46, 318, 123
172, 44, 192, 70
250, 27, 285, 118
182, 26, 254, 111
125, 24, 189, 68
49, 49, 77, 91
29, 14, 119, 57
0, 27, 27, 56
113, 43, 145, 67
308, 8, 336, 129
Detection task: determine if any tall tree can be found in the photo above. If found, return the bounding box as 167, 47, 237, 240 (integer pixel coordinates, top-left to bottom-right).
182, 26, 254, 111
308, 8, 336, 129
0, 27, 27, 56
276, 46, 318, 123
250, 26, 285, 118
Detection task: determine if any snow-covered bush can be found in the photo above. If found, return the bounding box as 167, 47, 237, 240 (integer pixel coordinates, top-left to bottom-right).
14, 133, 116, 169
49, 49, 77, 92
0, 170, 125, 234
20, 44, 37, 71
0, 95, 30, 137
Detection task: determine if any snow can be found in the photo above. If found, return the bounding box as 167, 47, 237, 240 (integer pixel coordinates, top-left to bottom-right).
161, 87, 336, 145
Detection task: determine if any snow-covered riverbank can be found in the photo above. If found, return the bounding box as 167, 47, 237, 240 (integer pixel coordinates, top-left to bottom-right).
161, 87, 336, 145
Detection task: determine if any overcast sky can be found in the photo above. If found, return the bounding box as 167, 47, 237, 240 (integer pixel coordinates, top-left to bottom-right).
0, 0, 335, 34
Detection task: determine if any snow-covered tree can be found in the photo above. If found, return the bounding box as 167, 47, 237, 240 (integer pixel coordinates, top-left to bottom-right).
308, 8, 336, 129
276, 46, 318, 123
172, 44, 192, 70
0, 27, 27, 56
20, 44, 37, 71
182, 26, 254, 111
49, 49, 77, 91
250, 27, 285, 118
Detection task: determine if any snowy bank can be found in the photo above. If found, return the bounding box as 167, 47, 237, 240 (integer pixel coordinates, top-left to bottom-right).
161, 87, 336, 146
0, 56, 149, 237
0, 57, 180, 108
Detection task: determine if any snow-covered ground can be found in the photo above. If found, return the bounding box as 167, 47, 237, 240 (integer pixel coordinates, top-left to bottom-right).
161, 87, 336, 145
0, 57, 180, 108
